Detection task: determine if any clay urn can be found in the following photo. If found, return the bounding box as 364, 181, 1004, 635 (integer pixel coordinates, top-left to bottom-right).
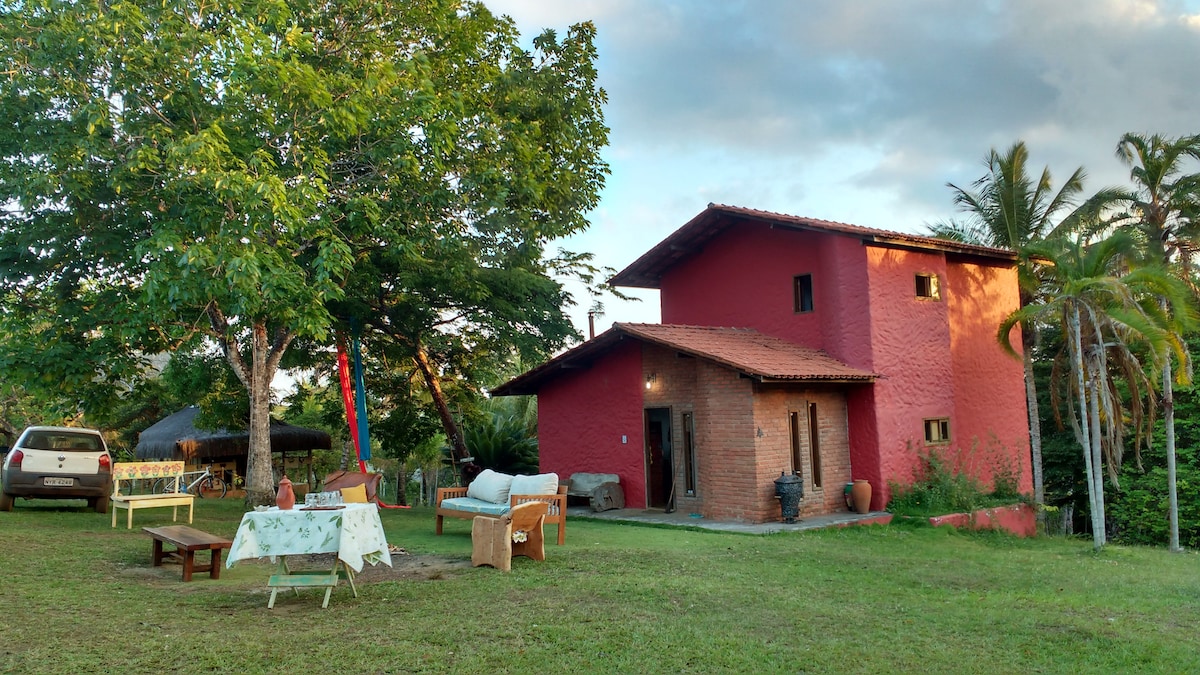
275, 474, 296, 510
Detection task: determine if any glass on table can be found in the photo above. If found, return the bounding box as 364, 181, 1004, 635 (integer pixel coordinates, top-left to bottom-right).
305, 492, 318, 508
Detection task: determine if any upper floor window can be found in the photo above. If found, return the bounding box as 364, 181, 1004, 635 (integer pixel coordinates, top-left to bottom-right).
924, 417, 950, 444
915, 273, 940, 300
794, 274, 814, 313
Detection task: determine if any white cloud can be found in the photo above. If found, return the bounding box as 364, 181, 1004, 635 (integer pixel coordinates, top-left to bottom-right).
482, 0, 1200, 337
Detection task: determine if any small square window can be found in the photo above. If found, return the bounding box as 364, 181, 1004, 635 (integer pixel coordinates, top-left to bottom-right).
916, 273, 940, 300
924, 418, 950, 444
794, 274, 813, 313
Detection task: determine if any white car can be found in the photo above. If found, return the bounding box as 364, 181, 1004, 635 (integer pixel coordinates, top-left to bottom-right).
0, 426, 112, 513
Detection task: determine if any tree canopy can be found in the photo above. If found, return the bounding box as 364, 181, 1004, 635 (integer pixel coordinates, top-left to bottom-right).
0, 0, 609, 502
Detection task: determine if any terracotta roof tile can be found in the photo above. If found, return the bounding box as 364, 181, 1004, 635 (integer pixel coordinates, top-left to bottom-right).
617, 323, 876, 382
491, 323, 875, 396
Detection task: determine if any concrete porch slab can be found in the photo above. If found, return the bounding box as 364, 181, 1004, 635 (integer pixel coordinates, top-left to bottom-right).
566, 506, 892, 535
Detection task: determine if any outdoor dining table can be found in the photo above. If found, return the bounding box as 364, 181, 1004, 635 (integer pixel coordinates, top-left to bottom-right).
226, 502, 392, 608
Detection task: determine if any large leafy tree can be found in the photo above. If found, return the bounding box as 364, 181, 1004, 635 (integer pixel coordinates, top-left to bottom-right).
327, 19, 609, 468
1113, 132, 1200, 552
928, 141, 1121, 522
0, 0, 607, 503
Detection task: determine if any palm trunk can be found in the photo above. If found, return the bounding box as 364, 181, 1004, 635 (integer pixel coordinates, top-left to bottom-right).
1164, 360, 1181, 552
1069, 305, 1102, 550
1086, 352, 1107, 548
1023, 353, 1045, 528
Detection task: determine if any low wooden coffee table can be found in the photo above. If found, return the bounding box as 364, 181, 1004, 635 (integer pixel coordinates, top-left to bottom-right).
143, 525, 232, 582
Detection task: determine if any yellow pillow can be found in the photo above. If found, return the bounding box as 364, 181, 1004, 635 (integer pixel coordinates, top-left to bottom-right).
340, 483, 368, 504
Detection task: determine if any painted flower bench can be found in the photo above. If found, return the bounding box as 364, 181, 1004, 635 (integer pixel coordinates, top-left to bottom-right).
111, 461, 195, 529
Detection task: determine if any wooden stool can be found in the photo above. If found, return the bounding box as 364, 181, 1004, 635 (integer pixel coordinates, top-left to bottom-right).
472, 501, 548, 572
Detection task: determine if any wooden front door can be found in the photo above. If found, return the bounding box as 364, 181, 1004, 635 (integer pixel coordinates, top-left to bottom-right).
644, 408, 672, 508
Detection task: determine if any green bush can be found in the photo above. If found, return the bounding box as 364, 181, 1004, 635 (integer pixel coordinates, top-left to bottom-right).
462, 412, 539, 475
887, 447, 1027, 517
1108, 464, 1200, 548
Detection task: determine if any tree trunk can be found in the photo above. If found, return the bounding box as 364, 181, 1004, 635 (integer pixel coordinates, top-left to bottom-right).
1023, 352, 1045, 530
413, 342, 469, 464
209, 309, 294, 508
244, 323, 275, 507
1087, 349, 1107, 549
1069, 305, 1102, 550
397, 459, 408, 507
1164, 360, 1181, 552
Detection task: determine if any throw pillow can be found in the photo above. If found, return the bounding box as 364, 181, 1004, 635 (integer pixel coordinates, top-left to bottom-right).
509, 472, 560, 496
341, 483, 368, 503
467, 469, 515, 504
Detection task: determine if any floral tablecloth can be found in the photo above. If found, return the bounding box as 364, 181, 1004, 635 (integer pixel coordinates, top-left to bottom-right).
226, 502, 392, 572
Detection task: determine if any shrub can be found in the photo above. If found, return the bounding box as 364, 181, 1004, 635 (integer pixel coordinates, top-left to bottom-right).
887, 446, 1028, 517
1108, 464, 1200, 549
990, 452, 1023, 502
462, 412, 539, 475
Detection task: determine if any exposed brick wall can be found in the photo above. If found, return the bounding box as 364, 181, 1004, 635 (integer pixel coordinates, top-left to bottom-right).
643, 343, 855, 523
749, 386, 853, 521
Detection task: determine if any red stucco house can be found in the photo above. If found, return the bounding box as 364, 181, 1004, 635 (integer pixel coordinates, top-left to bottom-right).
494, 204, 1032, 522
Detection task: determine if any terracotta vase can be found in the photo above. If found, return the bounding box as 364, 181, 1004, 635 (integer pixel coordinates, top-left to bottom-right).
851, 479, 872, 514
275, 474, 296, 510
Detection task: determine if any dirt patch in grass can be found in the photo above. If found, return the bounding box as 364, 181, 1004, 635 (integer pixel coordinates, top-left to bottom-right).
120, 548, 471, 585
268, 550, 472, 582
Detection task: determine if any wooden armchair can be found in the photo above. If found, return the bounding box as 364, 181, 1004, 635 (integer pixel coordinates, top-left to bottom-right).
471, 501, 548, 572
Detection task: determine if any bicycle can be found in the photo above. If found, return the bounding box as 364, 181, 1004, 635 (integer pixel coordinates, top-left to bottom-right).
153, 464, 227, 498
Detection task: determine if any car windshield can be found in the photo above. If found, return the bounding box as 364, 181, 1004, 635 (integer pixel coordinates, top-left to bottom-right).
22, 432, 102, 451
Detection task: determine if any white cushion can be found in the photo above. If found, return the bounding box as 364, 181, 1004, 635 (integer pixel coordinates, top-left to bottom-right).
509, 472, 560, 496
467, 469, 514, 504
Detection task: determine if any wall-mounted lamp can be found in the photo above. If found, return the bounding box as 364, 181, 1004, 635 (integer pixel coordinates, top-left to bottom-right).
645, 373, 657, 390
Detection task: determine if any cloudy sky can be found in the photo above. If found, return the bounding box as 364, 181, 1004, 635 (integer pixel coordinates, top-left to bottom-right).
483, 0, 1200, 337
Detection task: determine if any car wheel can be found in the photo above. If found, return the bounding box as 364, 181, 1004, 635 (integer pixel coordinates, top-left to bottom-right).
0, 491, 13, 511
90, 495, 110, 514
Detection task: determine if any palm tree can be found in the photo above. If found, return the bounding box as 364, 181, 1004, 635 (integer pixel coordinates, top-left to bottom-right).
929, 141, 1123, 526
1113, 132, 1200, 552
1000, 233, 1188, 550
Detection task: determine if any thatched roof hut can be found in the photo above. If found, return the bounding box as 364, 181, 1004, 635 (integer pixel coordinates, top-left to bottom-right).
135, 406, 332, 461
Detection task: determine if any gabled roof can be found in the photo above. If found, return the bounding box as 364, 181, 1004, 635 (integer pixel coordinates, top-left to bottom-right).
491, 323, 876, 396
610, 203, 1018, 289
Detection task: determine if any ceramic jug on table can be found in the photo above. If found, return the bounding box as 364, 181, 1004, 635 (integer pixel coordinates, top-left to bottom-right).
275, 474, 296, 510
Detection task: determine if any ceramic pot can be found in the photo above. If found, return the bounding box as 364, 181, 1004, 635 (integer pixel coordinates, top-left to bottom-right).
851, 479, 872, 514
275, 474, 296, 510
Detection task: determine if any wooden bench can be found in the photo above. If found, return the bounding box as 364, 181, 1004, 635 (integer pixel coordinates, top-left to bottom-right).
111, 461, 195, 529
436, 485, 567, 545
143, 525, 232, 581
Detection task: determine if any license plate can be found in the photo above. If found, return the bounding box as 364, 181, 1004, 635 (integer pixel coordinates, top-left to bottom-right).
44, 477, 74, 487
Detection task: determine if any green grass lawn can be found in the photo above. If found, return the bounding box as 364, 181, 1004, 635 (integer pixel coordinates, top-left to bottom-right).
2, 498, 1198, 674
